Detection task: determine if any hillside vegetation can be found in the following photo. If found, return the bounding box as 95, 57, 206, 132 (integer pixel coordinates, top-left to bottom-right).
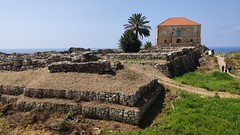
103, 92, 240, 135
174, 71, 240, 94
225, 52, 240, 76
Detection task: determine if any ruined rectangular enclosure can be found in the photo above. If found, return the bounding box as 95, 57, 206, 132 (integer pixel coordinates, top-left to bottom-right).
0, 45, 207, 126
0, 79, 165, 125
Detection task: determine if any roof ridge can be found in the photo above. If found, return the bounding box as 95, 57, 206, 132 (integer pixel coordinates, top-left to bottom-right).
158, 17, 201, 26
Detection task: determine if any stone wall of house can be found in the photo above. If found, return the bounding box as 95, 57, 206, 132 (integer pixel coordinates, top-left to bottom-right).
156, 25, 201, 48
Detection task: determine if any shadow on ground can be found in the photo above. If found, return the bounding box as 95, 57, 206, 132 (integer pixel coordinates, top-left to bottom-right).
138, 89, 165, 129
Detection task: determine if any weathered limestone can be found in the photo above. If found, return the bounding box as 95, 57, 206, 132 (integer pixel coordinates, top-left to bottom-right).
1, 80, 160, 107
48, 61, 113, 74
0, 85, 24, 96
155, 45, 208, 77
0, 79, 165, 125
107, 53, 169, 60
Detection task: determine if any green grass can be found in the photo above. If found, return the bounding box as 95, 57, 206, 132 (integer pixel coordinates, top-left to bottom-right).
233, 53, 240, 60
103, 92, 240, 135
174, 71, 240, 94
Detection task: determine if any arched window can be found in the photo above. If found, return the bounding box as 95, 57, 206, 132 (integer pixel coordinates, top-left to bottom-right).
176, 39, 181, 43
164, 40, 167, 43
190, 39, 193, 43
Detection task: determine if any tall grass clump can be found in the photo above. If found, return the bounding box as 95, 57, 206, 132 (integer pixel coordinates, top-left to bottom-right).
174, 71, 240, 94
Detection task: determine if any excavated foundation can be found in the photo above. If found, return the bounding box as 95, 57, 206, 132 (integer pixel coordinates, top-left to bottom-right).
0, 79, 165, 126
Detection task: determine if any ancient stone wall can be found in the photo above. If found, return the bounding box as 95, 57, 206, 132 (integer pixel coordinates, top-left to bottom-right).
106, 46, 204, 61
15, 99, 140, 124
0, 80, 159, 107
0, 79, 165, 125
48, 61, 113, 74
155, 45, 208, 77
0, 51, 101, 71
107, 53, 169, 60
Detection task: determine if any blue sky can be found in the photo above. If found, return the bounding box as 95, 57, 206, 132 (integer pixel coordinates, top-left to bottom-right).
0, 0, 240, 49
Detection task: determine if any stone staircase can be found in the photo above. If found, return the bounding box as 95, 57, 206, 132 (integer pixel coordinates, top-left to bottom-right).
0, 79, 165, 126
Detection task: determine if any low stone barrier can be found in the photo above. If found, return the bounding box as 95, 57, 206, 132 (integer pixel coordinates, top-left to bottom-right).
0, 79, 165, 125
0, 85, 24, 96
0, 79, 161, 107
16, 99, 140, 125
107, 53, 168, 60
0, 95, 18, 105
48, 61, 113, 74
155, 45, 208, 78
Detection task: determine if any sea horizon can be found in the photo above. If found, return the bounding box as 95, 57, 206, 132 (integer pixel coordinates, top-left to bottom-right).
0, 46, 239, 54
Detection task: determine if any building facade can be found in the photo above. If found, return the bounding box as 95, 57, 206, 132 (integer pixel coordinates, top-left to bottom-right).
156, 17, 201, 48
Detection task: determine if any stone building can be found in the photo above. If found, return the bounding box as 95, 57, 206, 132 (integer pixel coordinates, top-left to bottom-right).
156, 17, 201, 48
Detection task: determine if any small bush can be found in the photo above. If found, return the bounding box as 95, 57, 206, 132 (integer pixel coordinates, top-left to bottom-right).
143, 41, 152, 49
119, 31, 142, 52
59, 120, 70, 132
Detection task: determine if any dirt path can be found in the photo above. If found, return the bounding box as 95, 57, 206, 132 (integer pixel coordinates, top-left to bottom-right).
129, 64, 240, 98
216, 55, 240, 79
158, 75, 240, 98
216, 55, 225, 71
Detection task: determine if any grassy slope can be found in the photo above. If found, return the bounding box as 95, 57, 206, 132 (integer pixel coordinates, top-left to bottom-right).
174, 71, 240, 94
103, 92, 240, 135
225, 52, 240, 76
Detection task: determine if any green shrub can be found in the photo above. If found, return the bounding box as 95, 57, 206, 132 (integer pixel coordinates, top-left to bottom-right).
233, 53, 240, 59
119, 31, 142, 52
143, 41, 152, 49
59, 120, 70, 132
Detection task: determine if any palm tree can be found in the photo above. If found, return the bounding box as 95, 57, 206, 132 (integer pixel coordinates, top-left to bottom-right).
124, 13, 151, 40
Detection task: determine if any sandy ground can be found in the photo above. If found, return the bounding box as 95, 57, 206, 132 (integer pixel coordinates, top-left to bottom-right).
0, 66, 152, 94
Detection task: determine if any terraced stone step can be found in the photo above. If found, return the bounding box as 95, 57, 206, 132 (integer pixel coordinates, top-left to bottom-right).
0, 94, 141, 125
0, 94, 19, 105
0, 79, 164, 107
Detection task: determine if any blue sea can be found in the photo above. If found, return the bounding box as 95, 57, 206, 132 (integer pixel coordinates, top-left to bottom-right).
209, 47, 240, 53
0, 47, 240, 54
0, 48, 69, 54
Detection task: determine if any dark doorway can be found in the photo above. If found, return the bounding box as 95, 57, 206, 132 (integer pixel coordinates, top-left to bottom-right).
176, 39, 181, 43
190, 39, 193, 43
164, 40, 167, 43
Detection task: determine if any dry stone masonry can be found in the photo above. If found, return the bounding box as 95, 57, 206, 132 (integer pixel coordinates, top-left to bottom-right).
0, 79, 165, 125
155, 45, 208, 77
0, 45, 208, 126
48, 61, 113, 74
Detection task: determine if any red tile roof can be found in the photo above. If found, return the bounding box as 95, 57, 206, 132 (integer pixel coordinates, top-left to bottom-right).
159, 17, 201, 26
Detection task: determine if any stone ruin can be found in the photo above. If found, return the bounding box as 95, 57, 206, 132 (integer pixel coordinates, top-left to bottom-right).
0, 79, 165, 125
0, 49, 124, 75
0, 46, 208, 126
107, 45, 208, 77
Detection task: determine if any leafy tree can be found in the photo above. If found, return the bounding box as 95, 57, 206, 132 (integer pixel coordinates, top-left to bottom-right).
144, 41, 153, 49
124, 13, 151, 40
119, 31, 142, 52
